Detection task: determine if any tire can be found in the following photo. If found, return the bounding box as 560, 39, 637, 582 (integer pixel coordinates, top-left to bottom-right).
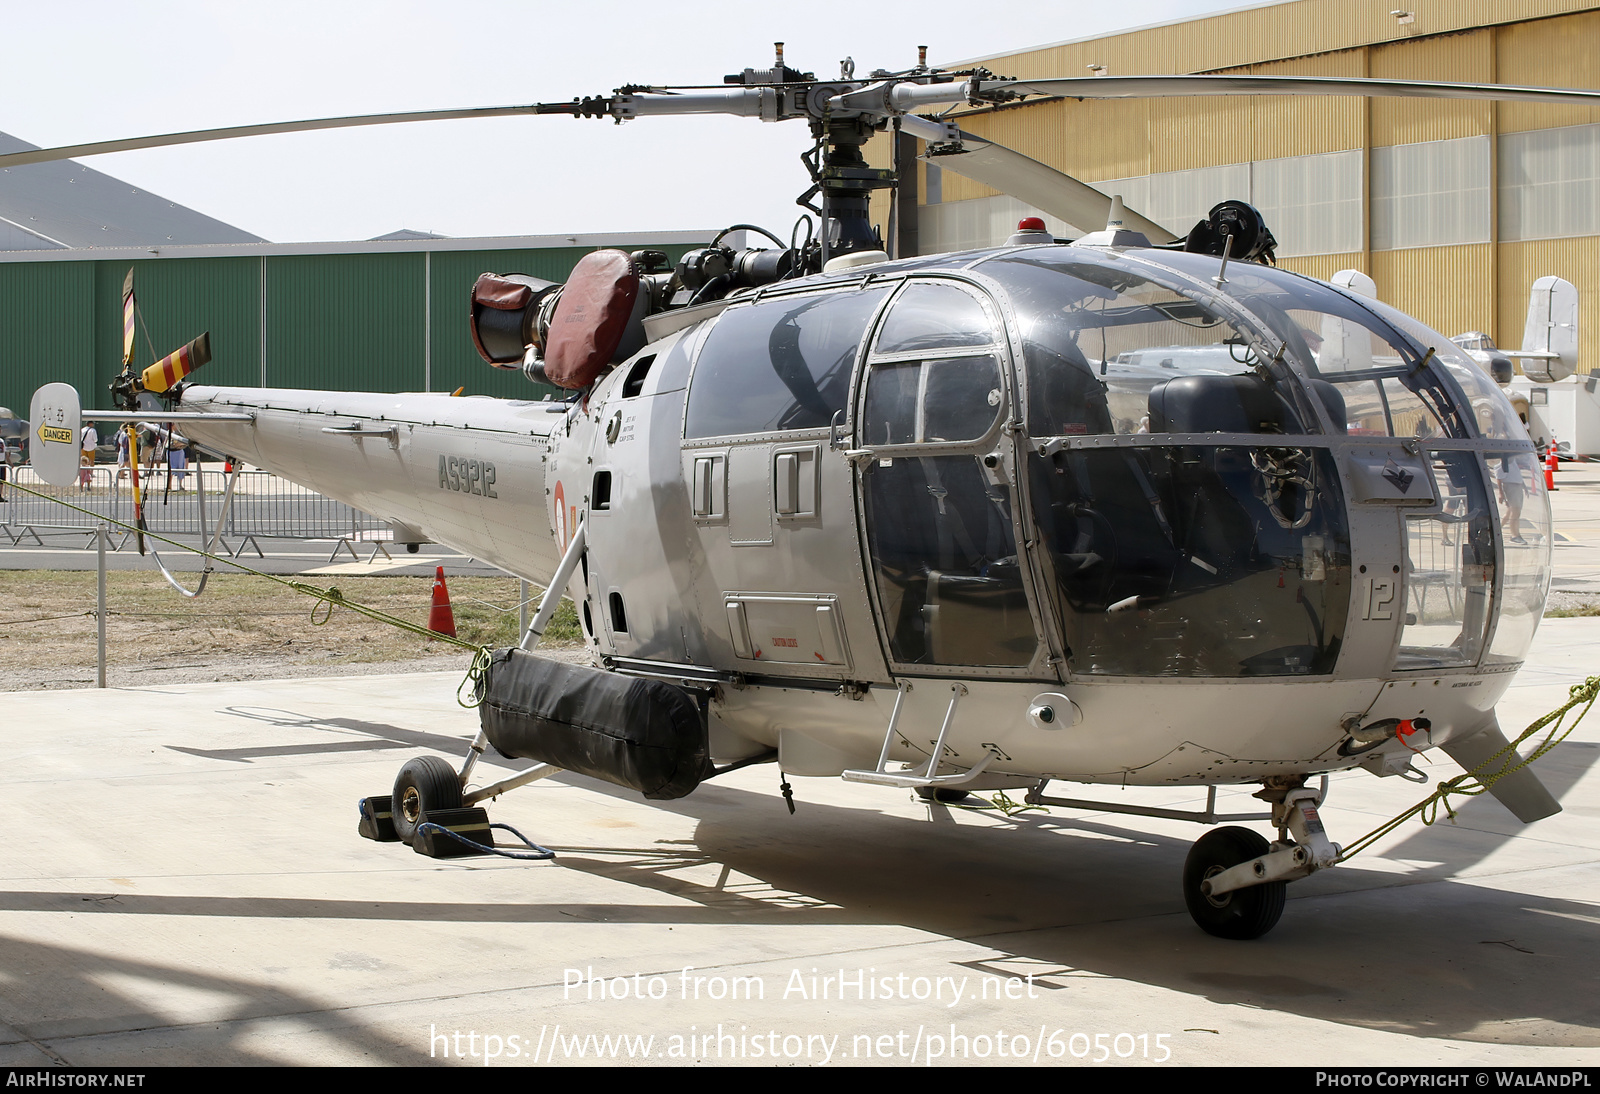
1182, 826, 1286, 940
392, 755, 463, 845
915, 787, 970, 804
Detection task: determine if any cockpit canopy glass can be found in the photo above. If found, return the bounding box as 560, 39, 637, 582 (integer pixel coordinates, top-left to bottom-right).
860, 281, 1006, 449
1136, 253, 1473, 440
1368, 298, 1527, 443
981, 252, 1318, 438
873, 281, 997, 356
684, 286, 891, 439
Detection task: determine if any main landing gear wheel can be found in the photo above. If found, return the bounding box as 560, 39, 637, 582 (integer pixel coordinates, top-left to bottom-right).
393, 755, 463, 845
916, 787, 970, 804
1182, 826, 1286, 940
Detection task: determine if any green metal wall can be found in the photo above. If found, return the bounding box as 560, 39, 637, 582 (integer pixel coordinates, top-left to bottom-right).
0, 262, 95, 417
268, 252, 425, 392
0, 241, 702, 420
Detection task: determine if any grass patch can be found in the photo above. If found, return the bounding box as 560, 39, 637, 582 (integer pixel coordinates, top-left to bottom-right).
1547, 604, 1600, 618
0, 569, 581, 682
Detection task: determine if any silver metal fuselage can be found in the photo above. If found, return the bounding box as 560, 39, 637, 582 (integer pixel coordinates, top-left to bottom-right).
179, 243, 1548, 790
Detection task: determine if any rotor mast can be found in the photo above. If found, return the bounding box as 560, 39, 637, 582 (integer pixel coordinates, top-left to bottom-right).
568, 43, 915, 264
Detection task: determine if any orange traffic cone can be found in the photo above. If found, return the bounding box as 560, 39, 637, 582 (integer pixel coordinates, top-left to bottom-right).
428, 566, 457, 638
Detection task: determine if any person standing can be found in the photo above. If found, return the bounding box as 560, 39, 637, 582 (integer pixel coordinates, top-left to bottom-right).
78, 422, 98, 490
113, 427, 131, 490
0, 434, 10, 502
166, 427, 188, 491
1497, 455, 1528, 544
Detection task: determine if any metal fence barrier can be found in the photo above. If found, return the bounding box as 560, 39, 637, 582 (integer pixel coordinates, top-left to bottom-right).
1, 465, 387, 555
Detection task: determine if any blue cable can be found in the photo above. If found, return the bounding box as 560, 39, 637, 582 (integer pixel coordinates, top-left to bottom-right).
415, 820, 557, 860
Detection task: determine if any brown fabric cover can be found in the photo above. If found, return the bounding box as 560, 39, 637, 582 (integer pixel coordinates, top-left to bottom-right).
543, 250, 640, 389
470, 273, 538, 365
472, 273, 534, 310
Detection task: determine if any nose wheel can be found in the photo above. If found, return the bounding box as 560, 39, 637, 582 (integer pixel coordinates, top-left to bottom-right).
1182, 826, 1286, 939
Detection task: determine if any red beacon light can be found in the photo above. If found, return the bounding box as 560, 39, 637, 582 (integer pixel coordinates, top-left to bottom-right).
1006, 216, 1055, 246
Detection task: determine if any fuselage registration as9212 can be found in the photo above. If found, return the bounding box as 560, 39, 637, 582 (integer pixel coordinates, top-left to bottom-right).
439, 455, 499, 499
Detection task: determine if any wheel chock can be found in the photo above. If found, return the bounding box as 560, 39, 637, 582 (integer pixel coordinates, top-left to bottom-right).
412, 807, 495, 858
358, 795, 398, 842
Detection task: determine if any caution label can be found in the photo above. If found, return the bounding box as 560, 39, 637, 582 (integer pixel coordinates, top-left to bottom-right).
38, 424, 73, 445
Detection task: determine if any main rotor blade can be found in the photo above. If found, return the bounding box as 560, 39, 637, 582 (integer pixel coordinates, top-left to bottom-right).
1000, 74, 1600, 106
875, 73, 1600, 113
0, 104, 571, 170
899, 115, 1176, 241
933, 129, 1179, 243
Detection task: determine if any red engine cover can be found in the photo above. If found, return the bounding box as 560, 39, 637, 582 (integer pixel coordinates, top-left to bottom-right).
543, 250, 641, 389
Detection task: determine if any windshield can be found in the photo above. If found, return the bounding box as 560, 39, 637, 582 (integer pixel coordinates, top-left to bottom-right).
980, 252, 1323, 438
1139, 253, 1475, 440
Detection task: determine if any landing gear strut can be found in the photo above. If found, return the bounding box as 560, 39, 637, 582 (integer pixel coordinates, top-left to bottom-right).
1180, 776, 1339, 939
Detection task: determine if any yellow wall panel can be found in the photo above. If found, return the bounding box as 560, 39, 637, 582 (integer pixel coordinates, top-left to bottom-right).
955, 98, 1155, 184
1239, 51, 1368, 160
973, 0, 1591, 82
1065, 99, 1155, 180
1369, 30, 1494, 145
1496, 10, 1600, 132
1278, 253, 1368, 282
979, 100, 1075, 178
1148, 97, 1252, 170
1498, 237, 1600, 374
1370, 244, 1495, 340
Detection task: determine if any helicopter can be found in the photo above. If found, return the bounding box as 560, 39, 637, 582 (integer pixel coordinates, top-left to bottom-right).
14, 51, 1600, 939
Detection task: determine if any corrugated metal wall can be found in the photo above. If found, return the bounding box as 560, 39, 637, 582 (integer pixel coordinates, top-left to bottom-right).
0, 262, 95, 415
267, 252, 426, 392
0, 242, 701, 418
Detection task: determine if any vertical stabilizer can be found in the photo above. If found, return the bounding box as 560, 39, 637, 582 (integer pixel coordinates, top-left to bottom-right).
1440, 715, 1561, 823
1520, 276, 1578, 383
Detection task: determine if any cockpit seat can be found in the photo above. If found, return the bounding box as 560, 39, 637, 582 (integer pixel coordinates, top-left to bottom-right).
1307, 378, 1347, 432
1148, 374, 1286, 434
1147, 374, 1348, 435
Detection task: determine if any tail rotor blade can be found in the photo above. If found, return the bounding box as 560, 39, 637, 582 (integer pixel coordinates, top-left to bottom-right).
142, 332, 212, 394
122, 270, 136, 368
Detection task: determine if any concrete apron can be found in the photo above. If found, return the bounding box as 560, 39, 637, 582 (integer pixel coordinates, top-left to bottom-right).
0, 622, 1597, 1067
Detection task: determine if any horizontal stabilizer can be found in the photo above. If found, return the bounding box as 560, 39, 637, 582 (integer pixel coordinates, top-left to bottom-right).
1440, 717, 1561, 823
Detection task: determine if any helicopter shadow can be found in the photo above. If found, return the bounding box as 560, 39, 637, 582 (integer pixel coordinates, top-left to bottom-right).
0, 932, 434, 1066
534, 745, 1600, 1048
145, 702, 1600, 1047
